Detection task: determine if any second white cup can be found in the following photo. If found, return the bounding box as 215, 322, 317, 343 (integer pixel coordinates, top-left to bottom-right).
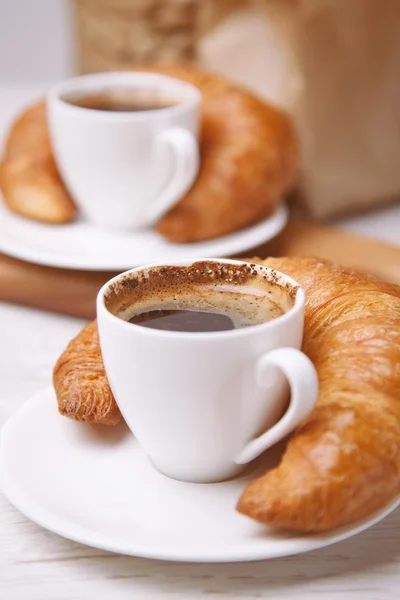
47, 72, 201, 231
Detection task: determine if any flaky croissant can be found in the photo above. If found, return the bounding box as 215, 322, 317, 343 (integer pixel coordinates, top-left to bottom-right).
0, 102, 76, 224
139, 63, 298, 242
53, 320, 121, 426
53, 257, 400, 531
237, 257, 400, 531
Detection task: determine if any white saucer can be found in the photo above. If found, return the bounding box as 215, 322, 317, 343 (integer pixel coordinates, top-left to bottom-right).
0, 196, 287, 271
1, 389, 399, 563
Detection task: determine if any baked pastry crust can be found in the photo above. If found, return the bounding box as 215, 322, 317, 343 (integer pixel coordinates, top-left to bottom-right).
53, 320, 121, 426
0, 102, 76, 223
237, 257, 400, 531
141, 63, 299, 242
0, 65, 298, 241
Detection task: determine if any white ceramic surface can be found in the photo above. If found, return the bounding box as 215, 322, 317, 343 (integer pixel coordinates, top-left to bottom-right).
1, 389, 399, 564
97, 259, 318, 483
48, 72, 200, 231
0, 198, 288, 270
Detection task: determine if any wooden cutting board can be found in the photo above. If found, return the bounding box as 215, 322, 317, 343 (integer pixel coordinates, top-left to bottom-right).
1, 219, 399, 321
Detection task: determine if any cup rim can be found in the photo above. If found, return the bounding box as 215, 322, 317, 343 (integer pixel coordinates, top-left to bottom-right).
96, 258, 305, 340
47, 71, 202, 122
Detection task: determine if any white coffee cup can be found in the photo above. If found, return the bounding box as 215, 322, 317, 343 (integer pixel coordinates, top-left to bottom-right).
97, 258, 318, 483
47, 72, 201, 231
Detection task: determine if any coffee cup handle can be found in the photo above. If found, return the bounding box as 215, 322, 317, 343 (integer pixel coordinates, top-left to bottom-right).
235, 347, 318, 465
140, 127, 199, 227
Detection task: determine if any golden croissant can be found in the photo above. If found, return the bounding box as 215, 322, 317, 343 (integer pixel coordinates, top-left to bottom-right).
53, 320, 121, 426
0, 64, 298, 242
0, 102, 76, 224
53, 257, 400, 531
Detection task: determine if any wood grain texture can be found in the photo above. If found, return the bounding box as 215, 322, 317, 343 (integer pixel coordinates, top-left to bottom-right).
0, 253, 109, 320
244, 219, 400, 284
0, 219, 400, 322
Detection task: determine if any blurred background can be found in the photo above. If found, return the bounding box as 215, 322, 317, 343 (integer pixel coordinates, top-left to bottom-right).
0, 0, 73, 82
1, 0, 400, 237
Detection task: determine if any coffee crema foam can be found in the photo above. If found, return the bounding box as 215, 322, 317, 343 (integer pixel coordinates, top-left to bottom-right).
105, 261, 298, 329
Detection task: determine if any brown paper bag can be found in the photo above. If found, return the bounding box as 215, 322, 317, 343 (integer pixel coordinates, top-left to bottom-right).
200, 0, 400, 219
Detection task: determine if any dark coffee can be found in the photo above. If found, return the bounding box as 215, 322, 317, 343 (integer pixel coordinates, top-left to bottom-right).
105, 261, 298, 334
65, 90, 177, 113
129, 309, 237, 332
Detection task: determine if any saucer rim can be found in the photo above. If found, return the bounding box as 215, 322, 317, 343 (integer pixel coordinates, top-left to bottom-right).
0, 201, 288, 271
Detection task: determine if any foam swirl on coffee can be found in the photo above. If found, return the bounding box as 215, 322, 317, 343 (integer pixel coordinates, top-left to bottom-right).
105, 261, 297, 332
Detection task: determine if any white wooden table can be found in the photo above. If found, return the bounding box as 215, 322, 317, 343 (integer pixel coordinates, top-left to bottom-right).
1, 87, 400, 600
